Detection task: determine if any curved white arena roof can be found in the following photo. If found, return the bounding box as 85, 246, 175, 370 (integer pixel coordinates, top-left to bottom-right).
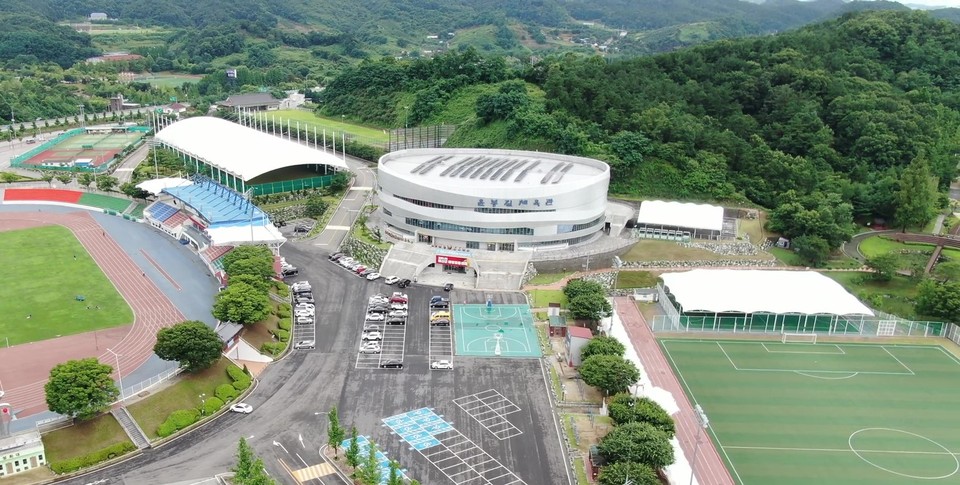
637, 200, 723, 232
661, 269, 874, 316
136, 177, 192, 196
156, 117, 347, 181
378, 148, 609, 197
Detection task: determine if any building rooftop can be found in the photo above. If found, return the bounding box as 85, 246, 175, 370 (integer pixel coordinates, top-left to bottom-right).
567, 325, 594, 339
380, 148, 608, 190
636, 200, 724, 232
219, 93, 280, 108
0, 430, 42, 454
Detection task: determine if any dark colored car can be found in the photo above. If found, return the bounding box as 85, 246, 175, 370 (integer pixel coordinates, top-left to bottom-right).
328, 252, 344, 261
368, 306, 389, 314
443, 283, 454, 291
398, 278, 412, 288
430, 300, 449, 309
386, 317, 406, 325
281, 268, 299, 277
294, 225, 310, 233
380, 360, 404, 369
430, 319, 450, 326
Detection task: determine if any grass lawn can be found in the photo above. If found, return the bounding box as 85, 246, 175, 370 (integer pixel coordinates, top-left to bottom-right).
0, 225, 132, 345
614, 270, 657, 288
824, 272, 918, 318
42, 414, 131, 462
738, 214, 765, 244
622, 239, 773, 262
527, 272, 573, 286
529, 289, 567, 309
857, 235, 960, 270
127, 358, 236, 439
264, 109, 390, 143
133, 72, 203, 88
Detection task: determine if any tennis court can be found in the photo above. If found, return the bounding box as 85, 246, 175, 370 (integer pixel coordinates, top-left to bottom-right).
453, 304, 540, 358
20, 132, 143, 169
660, 339, 960, 484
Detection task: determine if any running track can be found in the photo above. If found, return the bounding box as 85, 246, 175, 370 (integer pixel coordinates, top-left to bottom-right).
0, 211, 185, 416
615, 297, 736, 485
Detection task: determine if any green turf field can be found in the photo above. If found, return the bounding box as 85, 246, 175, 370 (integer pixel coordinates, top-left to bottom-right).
660, 339, 960, 484
0, 226, 133, 345
262, 109, 390, 143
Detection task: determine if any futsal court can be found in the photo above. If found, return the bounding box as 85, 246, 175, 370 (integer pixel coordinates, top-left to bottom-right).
453, 303, 540, 358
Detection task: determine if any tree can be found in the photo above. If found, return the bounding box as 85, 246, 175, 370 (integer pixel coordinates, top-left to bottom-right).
598, 421, 675, 469
329, 171, 350, 192
935, 260, 960, 283
357, 440, 383, 485
44, 358, 119, 420
607, 394, 675, 437
41, 172, 54, 186
386, 460, 403, 485
346, 427, 361, 468
212, 282, 271, 324
578, 355, 640, 395
792, 234, 831, 267
55, 172, 73, 185
327, 406, 345, 458
895, 154, 939, 231
568, 293, 613, 323
120, 182, 151, 199
78, 172, 93, 188
598, 461, 660, 485
153, 321, 223, 371
96, 175, 118, 192
563, 279, 606, 301
305, 194, 329, 218
229, 274, 270, 294
865, 252, 899, 281
0, 172, 18, 183
222, 245, 274, 280
233, 437, 277, 485
914, 280, 960, 321
579, 335, 625, 362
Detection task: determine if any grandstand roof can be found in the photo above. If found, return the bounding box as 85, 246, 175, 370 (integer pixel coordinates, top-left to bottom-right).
137, 177, 193, 196
155, 116, 347, 181
661, 269, 874, 316
636, 200, 723, 232
163, 176, 268, 226
207, 224, 285, 246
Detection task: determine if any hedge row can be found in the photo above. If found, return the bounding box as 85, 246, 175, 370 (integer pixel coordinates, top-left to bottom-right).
261, 342, 283, 356
277, 307, 291, 319
49, 441, 137, 474
202, 396, 225, 416
215, 383, 239, 402
274, 329, 290, 342
157, 409, 199, 438
277, 317, 291, 331
275, 284, 289, 298
227, 364, 252, 391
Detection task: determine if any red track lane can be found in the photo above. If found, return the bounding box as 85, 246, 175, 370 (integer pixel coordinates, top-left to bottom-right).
615, 297, 737, 485
0, 211, 185, 415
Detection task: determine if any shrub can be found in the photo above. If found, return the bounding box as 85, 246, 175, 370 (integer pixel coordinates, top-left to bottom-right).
232, 377, 252, 391
49, 442, 137, 474
277, 317, 292, 331
203, 396, 225, 415
215, 383, 239, 402
276, 307, 291, 319
274, 329, 290, 342
156, 409, 200, 437
280, 302, 291, 312
226, 364, 249, 381
260, 342, 282, 357
275, 284, 289, 298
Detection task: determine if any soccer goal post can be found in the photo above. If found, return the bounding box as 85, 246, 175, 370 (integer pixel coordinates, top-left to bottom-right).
782, 332, 817, 344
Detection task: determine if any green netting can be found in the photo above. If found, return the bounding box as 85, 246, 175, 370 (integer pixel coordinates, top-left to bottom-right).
78, 193, 133, 212
678, 313, 862, 334
250, 175, 334, 195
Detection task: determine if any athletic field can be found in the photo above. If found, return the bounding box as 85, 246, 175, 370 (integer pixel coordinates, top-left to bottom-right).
661, 339, 960, 484
0, 226, 132, 345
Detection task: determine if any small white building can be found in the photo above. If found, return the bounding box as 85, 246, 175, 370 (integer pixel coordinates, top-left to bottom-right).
634, 200, 725, 241
565, 326, 594, 367
0, 430, 46, 478
89, 12, 108, 21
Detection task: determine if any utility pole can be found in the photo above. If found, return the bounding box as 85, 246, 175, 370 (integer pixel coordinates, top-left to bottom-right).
106, 348, 124, 405
689, 404, 710, 485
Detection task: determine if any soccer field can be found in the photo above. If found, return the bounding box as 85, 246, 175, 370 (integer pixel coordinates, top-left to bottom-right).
660, 339, 960, 484
0, 225, 133, 345
260, 109, 390, 143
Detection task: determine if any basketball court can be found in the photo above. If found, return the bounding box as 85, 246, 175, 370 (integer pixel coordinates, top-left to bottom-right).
453, 303, 540, 358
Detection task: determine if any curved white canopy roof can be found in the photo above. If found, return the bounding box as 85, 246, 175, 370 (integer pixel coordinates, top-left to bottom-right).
637, 200, 723, 232
136, 177, 192, 196
156, 117, 347, 181
661, 269, 874, 316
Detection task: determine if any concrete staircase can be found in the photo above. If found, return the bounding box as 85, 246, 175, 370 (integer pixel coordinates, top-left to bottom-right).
111, 407, 151, 449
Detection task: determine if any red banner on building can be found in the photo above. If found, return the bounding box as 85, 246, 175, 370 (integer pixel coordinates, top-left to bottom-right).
436, 255, 468, 267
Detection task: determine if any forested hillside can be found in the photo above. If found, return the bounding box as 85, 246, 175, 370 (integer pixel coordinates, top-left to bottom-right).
319, 10, 960, 264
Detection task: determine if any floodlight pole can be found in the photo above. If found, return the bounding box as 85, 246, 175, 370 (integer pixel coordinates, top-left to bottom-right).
106, 348, 124, 405
689, 404, 710, 485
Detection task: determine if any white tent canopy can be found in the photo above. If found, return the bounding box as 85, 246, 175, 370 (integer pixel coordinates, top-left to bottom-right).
136, 177, 193, 196
661, 269, 874, 316
206, 224, 286, 246
156, 116, 348, 181
636, 200, 723, 232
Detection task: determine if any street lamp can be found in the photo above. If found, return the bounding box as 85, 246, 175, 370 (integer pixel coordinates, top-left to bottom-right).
689, 404, 710, 485
106, 348, 124, 405
199, 393, 207, 415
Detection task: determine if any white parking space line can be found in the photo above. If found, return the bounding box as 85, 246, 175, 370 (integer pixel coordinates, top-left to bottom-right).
452, 390, 523, 440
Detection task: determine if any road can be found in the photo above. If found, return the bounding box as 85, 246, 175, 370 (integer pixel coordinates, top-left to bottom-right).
311, 154, 377, 249
113, 139, 153, 184
61, 244, 568, 485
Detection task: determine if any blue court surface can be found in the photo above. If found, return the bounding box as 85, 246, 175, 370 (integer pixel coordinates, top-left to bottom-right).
382, 407, 454, 451
338, 435, 409, 484
453, 304, 541, 358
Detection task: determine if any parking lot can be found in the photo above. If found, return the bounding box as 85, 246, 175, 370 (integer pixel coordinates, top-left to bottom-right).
279, 245, 568, 485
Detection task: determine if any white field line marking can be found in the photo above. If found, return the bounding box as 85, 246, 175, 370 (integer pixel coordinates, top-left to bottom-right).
882, 346, 915, 375
716, 342, 740, 370
761, 342, 845, 355
725, 445, 960, 455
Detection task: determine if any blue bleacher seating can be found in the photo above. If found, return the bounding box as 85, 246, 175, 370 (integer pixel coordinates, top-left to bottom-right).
162, 175, 267, 227
148, 202, 178, 223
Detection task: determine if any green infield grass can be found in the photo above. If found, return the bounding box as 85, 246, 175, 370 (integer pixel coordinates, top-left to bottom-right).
0, 225, 132, 345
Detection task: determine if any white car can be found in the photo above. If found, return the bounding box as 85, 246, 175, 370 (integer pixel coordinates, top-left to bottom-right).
295, 340, 315, 350
390, 303, 408, 310
365, 313, 385, 321
369, 298, 389, 305
365, 272, 382, 281
384, 276, 400, 285
431, 360, 453, 370
363, 324, 380, 332
295, 303, 315, 310
388, 310, 408, 318
362, 331, 383, 341
295, 312, 315, 318
359, 343, 381, 353
230, 403, 253, 414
